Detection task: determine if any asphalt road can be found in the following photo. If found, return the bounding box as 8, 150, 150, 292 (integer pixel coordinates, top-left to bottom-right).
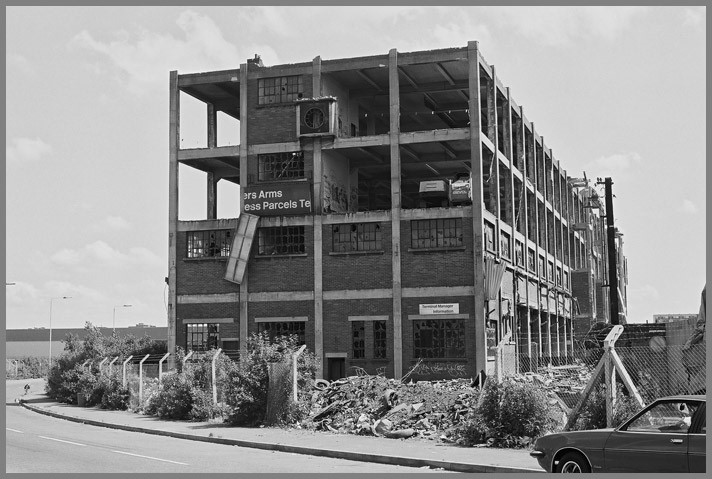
5, 379, 446, 473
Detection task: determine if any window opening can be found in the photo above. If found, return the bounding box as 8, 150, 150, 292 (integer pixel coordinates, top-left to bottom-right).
258, 76, 303, 105
411, 218, 463, 249
484, 221, 495, 252
257, 321, 306, 345
186, 323, 219, 352
413, 319, 466, 359
352, 321, 365, 359
333, 223, 382, 252
257, 226, 305, 256
187, 230, 232, 258
374, 321, 387, 359
258, 152, 305, 181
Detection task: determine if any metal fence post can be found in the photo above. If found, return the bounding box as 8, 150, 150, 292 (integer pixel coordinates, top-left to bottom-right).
212, 349, 222, 405
138, 354, 150, 404
108, 356, 119, 375
98, 357, 108, 375
158, 352, 170, 384
122, 355, 133, 387
293, 345, 307, 402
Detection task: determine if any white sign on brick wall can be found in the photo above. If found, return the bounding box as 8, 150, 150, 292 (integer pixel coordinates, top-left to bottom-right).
419, 303, 459, 315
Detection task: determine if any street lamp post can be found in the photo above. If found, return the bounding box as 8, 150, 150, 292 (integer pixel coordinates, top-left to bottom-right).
49, 296, 71, 370
113, 304, 132, 332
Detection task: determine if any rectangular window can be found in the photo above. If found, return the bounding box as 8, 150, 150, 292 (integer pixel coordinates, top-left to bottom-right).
258, 76, 303, 105
332, 223, 382, 252
257, 152, 305, 181
187, 230, 232, 258
556, 266, 562, 286
527, 248, 536, 271
564, 270, 569, 289
352, 321, 365, 359
257, 226, 305, 256
539, 256, 545, 277
548, 261, 555, 282
373, 321, 387, 359
186, 323, 219, 352
411, 218, 463, 249
413, 319, 465, 359
257, 321, 306, 345
500, 232, 511, 259
484, 221, 495, 252
515, 241, 524, 266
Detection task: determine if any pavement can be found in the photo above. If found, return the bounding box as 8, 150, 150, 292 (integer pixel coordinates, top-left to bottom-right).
12, 384, 543, 473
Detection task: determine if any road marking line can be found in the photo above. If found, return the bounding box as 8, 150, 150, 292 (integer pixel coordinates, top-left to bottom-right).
6, 428, 24, 433
110, 450, 189, 465
39, 436, 87, 447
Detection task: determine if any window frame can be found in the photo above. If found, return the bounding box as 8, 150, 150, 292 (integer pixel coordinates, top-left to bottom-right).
257, 321, 306, 345
258, 75, 303, 105
186, 229, 232, 259
410, 218, 464, 250
256, 226, 306, 256
373, 320, 387, 359
332, 222, 382, 253
257, 151, 305, 182
186, 323, 220, 352
413, 318, 466, 359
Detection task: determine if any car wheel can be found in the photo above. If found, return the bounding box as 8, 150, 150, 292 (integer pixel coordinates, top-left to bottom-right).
556, 452, 591, 473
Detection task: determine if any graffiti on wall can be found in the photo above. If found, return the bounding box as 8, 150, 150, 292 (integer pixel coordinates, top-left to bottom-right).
411, 361, 468, 378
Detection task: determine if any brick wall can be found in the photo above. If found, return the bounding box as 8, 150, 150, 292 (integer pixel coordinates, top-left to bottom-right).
323, 298, 393, 376
322, 222, 392, 290
176, 231, 240, 295
400, 219, 475, 288
247, 225, 315, 292
245, 76, 314, 145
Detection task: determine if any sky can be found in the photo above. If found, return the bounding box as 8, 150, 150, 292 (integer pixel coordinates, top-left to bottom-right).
5, 6, 707, 330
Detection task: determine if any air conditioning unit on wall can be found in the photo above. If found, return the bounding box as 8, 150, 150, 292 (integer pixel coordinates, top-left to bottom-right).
297, 98, 337, 137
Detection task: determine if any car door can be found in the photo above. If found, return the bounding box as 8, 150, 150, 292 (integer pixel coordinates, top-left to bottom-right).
687, 403, 706, 473
603, 400, 700, 472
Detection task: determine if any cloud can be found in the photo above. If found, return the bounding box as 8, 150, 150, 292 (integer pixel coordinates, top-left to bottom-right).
92, 215, 132, 232
584, 152, 642, 177
69, 10, 242, 95
6, 137, 53, 164
5, 281, 40, 305
50, 241, 162, 269
679, 199, 698, 215
489, 6, 648, 46
628, 284, 660, 301
8, 53, 36, 77
683, 7, 705, 29
44, 280, 108, 302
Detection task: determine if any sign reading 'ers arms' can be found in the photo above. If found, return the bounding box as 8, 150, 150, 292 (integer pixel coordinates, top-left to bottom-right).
243, 183, 312, 216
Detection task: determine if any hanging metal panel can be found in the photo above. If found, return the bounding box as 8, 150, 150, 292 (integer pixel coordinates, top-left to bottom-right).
224, 213, 259, 284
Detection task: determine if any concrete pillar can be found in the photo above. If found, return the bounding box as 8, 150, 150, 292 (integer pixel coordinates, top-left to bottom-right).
167, 71, 179, 368
207, 104, 218, 219
468, 41, 488, 377
312, 56, 324, 379
388, 48, 403, 379
238, 63, 249, 358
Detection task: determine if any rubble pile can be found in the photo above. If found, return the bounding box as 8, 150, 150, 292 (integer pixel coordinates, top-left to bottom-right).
301, 374, 479, 441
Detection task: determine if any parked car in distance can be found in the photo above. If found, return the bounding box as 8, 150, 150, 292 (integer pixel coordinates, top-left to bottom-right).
530, 395, 706, 473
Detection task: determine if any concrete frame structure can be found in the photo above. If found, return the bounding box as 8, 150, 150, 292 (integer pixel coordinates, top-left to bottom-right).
167, 42, 625, 379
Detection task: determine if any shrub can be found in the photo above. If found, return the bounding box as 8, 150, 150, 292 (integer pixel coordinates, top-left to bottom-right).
223, 333, 316, 427
464, 378, 557, 448
573, 382, 642, 430
145, 373, 193, 419
97, 373, 130, 410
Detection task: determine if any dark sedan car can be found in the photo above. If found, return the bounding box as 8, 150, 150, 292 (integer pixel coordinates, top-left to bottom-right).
530, 395, 706, 473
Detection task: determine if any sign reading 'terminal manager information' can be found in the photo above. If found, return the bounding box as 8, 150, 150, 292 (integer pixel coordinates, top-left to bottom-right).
243, 183, 312, 216
419, 303, 460, 315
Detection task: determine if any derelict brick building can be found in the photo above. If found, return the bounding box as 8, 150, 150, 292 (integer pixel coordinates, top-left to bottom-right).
167, 41, 626, 380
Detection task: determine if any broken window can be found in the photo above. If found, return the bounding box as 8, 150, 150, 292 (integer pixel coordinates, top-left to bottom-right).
484, 221, 495, 252
257, 226, 305, 256
258, 152, 305, 181
500, 231, 511, 259
528, 248, 536, 271
548, 261, 555, 283
374, 321, 387, 359
332, 223, 382, 252
257, 321, 306, 345
352, 321, 365, 359
186, 323, 219, 352
187, 229, 232, 258
515, 241, 524, 267
258, 75, 303, 105
413, 319, 465, 359
411, 218, 463, 249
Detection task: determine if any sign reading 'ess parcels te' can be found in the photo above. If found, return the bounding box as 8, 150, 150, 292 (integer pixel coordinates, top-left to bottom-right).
243, 183, 312, 216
